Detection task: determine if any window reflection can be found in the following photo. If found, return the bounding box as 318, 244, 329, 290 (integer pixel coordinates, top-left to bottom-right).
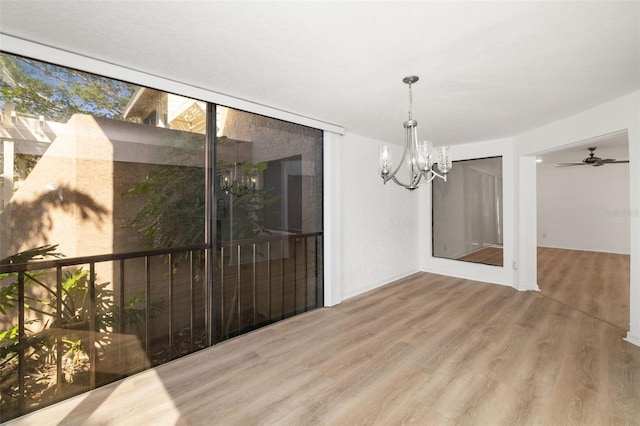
214, 107, 323, 342
0, 53, 207, 421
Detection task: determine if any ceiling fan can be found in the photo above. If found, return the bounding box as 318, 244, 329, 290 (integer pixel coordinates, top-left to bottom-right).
557, 147, 629, 167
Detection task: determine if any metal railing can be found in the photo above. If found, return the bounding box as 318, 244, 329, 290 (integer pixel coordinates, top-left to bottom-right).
1, 231, 323, 421
0, 244, 210, 421
217, 231, 323, 341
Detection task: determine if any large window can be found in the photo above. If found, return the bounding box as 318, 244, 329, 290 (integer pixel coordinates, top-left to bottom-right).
215, 107, 323, 341
0, 53, 323, 421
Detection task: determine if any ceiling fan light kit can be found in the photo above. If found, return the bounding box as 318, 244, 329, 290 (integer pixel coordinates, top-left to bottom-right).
557, 147, 629, 167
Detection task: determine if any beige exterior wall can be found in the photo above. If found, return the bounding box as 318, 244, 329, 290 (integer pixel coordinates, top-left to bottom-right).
0, 113, 206, 337
1, 114, 204, 260
221, 107, 322, 234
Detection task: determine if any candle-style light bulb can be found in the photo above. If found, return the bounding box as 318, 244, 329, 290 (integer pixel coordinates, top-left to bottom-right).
437, 146, 452, 174
379, 146, 391, 176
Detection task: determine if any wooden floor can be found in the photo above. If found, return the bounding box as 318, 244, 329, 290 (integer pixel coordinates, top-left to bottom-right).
9, 272, 640, 425
537, 247, 630, 331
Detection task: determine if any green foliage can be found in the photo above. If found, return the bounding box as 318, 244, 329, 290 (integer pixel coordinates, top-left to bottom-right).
1, 245, 164, 421
0, 245, 159, 379
0, 320, 42, 369
0, 247, 89, 366
0, 245, 63, 315
124, 129, 207, 250
0, 280, 18, 316
126, 164, 206, 248
0, 324, 18, 342
0, 247, 68, 418
0, 244, 63, 266
0, 52, 137, 122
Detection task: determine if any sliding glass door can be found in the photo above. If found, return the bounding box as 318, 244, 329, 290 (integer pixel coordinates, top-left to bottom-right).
0, 52, 323, 421
214, 107, 323, 342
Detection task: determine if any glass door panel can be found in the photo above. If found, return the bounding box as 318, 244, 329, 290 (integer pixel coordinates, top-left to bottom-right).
214, 107, 323, 342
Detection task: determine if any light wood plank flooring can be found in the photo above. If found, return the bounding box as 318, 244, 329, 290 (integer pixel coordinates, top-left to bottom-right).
538, 247, 630, 331
9, 272, 640, 425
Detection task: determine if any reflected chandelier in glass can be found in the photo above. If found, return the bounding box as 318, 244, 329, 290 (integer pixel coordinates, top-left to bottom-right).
220, 162, 260, 195
379, 76, 451, 190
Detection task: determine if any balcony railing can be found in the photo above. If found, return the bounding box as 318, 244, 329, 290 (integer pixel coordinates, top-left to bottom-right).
0, 244, 210, 421
0, 231, 322, 422
217, 232, 324, 340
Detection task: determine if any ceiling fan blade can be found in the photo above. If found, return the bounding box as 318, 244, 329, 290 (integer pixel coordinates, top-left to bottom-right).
557, 163, 585, 167
596, 159, 629, 165
600, 158, 616, 163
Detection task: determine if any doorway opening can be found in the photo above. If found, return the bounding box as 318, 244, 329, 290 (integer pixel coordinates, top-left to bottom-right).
535, 131, 630, 330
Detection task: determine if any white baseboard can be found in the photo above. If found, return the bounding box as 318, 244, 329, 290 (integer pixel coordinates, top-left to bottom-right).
341, 269, 420, 301
625, 331, 640, 348
517, 282, 540, 292
421, 266, 512, 288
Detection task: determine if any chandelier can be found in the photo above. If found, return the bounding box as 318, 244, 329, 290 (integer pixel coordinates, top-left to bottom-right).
379, 76, 451, 190
220, 162, 259, 196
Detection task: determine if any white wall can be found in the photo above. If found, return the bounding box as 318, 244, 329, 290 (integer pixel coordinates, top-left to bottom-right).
338, 132, 421, 300
514, 90, 640, 347
421, 138, 516, 287
537, 162, 630, 254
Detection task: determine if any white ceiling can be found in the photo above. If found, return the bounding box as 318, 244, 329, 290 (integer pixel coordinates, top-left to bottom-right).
537, 130, 630, 165
1, 1, 638, 146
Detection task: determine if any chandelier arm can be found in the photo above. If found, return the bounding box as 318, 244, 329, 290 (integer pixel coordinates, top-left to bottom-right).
383, 139, 410, 184
417, 170, 440, 186
391, 168, 448, 189
390, 130, 418, 190
422, 171, 438, 185
412, 170, 422, 187
390, 174, 418, 190
430, 167, 447, 181
410, 125, 421, 187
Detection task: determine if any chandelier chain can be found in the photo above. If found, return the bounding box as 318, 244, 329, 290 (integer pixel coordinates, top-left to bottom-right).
408, 83, 413, 120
